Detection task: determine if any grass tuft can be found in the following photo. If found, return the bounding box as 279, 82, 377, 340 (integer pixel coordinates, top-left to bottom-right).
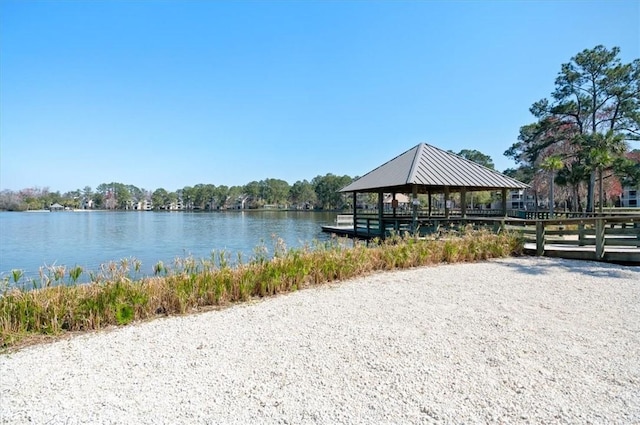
1, 231, 522, 348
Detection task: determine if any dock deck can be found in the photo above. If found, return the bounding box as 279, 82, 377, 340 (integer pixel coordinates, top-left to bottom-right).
522, 242, 640, 264
321, 214, 640, 265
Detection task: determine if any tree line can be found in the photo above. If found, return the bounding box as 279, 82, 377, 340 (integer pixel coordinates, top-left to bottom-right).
0, 149, 497, 212
0, 174, 354, 212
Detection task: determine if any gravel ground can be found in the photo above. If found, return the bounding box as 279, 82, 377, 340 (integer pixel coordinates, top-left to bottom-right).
1, 257, 639, 424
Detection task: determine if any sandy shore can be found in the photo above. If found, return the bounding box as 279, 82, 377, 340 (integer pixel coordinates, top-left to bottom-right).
1, 257, 639, 424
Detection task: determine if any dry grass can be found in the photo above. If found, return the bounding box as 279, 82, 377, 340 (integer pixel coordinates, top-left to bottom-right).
0, 231, 523, 348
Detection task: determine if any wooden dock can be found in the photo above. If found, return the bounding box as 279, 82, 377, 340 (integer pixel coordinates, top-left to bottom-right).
321, 213, 640, 265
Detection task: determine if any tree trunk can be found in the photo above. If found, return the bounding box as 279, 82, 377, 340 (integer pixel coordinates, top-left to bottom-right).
598, 168, 604, 214
574, 184, 583, 213
549, 173, 555, 218
586, 170, 595, 213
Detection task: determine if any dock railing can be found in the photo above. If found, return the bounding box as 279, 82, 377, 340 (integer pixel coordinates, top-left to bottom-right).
325, 212, 640, 263
502, 216, 640, 261
335, 214, 354, 227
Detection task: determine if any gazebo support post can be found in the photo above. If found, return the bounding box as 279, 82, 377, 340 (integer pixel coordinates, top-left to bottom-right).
411, 185, 418, 235
352, 192, 357, 238
444, 186, 450, 219
501, 188, 508, 217
461, 187, 467, 218
428, 190, 432, 217
378, 191, 384, 238
392, 193, 397, 218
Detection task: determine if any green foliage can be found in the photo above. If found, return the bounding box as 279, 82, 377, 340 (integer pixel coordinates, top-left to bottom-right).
153, 261, 167, 276
1, 171, 362, 211
11, 270, 23, 284
614, 151, 640, 186
97, 182, 134, 209
151, 188, 169, 209
260, 179, 291, 206
503, 166, 534, 185
312, 173, 353, 210
115, 304, 135, 325
541, 155, 564, 216
68, 266, 83, 284
505, 45, 639, 212
290, 180, 317, 207
450, 149, 495, 170
540, 155, 563, 173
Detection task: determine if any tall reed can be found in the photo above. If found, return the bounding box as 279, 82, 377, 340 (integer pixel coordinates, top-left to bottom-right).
0, 231, 523, 348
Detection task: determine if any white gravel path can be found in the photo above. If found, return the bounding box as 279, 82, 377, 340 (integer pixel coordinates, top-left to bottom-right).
1, 257, 639, 424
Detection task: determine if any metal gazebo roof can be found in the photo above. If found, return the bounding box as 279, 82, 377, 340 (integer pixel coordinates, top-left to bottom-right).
340, 143, 528, 193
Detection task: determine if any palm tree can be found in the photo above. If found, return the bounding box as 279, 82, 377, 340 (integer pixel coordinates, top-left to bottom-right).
586, 131, 627, 214
540, 155, 564, 217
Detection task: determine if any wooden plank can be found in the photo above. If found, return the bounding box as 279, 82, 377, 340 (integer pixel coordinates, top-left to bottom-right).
505, 227, 536, 234
536, 221, 545, 256
545, 229, 580, 236
604, 251, 640, 264
604, 238, 640, 247
596, 219, 605, 259
606, 228, 640, 235
523, 244, 640, 265
546, 239, 597, 246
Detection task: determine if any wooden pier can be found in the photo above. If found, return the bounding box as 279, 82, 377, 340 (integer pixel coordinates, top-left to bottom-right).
322, 213, 640, 265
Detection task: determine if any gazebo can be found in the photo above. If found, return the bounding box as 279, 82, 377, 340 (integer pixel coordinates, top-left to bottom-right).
49, 203, 65, 212
336, 143, 528, 237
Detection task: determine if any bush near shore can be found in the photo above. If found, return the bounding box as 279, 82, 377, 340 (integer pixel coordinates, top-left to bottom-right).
0, 231, 523, 348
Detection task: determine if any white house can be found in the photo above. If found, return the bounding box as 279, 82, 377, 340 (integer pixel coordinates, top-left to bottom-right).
620, 184, 640, 207
168, 200, 184, 211
491, 189, 536, 210
132, 199, 153, 211
383, 193, 411, 211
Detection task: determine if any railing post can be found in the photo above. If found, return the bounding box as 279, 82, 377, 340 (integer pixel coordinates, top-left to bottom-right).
411, 186, 418, 235
501, 188, 508, 218
352, 192, 357, 238
536, 220, 545, 256
578, 223, 585, 246
444, 186, 451, 219
595, 218, 605, 260
377, 191, 384, 239
461, 187, 467, 218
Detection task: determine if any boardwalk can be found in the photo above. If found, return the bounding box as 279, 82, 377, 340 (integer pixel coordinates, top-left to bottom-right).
322, 214, 640, 265
522, 243, 639, 264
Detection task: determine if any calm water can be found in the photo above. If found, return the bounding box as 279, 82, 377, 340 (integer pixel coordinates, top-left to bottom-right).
0, 210, 337, 281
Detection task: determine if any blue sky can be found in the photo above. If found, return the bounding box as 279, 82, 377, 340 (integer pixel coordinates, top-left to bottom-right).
1, 0, 638, 193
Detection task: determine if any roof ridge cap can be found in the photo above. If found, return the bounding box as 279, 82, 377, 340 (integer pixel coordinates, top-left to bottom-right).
406, 143, 426, 184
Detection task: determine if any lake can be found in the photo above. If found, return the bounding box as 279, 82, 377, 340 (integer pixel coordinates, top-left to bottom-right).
0, 210, 338, 282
